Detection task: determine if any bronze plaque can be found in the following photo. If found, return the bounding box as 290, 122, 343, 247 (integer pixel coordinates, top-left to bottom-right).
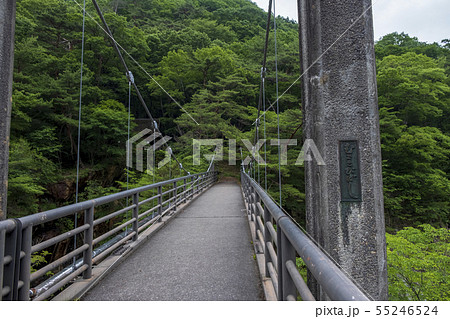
339, 140, 362, 201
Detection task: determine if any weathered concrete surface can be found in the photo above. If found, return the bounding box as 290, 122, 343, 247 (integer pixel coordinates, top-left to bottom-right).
298, 0, 388, 300
82, 182, 263, 301
0, 0, 16, 220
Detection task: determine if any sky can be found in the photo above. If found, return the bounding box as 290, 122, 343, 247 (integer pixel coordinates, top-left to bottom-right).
251, 0, 450, 44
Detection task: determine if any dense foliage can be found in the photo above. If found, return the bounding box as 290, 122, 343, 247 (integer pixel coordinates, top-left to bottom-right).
386, 224, 449, 301
7, 1, 450, 300
10, 0, 303, 217
376, 33, 450, 228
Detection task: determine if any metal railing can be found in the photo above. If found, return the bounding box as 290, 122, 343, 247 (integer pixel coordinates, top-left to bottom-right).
0, 171, 217, 301
241, 171, 369, 301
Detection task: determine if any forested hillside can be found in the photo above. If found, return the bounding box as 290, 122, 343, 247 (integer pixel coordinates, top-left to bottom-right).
7, 0, 450, 300
10, 0, 302, 216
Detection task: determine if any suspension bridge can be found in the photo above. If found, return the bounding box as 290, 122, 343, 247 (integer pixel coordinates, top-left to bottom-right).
0, 0, 388, 301
0, 168, 371, 301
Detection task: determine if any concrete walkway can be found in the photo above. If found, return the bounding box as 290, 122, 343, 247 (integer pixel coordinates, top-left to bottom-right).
82, 182, 263, 301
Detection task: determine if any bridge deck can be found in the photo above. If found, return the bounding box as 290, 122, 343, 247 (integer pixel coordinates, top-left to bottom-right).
82, 182, 263, 301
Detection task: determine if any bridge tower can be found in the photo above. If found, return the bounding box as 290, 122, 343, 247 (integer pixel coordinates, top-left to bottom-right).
298, 0, 388, 300
0, 0, 16, 220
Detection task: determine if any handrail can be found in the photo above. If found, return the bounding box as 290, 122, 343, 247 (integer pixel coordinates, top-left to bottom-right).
240, 171, 369, 301
0, 171, 217, 301
18, 172, 207, 228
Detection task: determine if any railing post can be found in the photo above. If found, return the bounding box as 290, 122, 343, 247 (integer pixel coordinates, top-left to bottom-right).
192, 176, 196, 196
245, 178, 250, 205
83, 206, 94, 279
18, 225, 31, 300
246, 183, 250, 215
280, 229, 297, 301
255, 192, 264, 256
0, 228, 5, 301
264, 206, 271, 278
183, 178, 187, 203
240, 171, 243, 189
254, 192, 260, 237
2, 221, 17, 300
242, 175, 248, 205
190, 176, 194, 199
250, 186, 255, 220
277, 225, 282, 300
242, 176, 246, 199
173, 181, 177, 212
157, 185, 163, 220
132, 193, 139, 240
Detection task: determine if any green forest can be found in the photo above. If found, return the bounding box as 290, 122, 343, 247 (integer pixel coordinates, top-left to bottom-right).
7, 0, 450, 300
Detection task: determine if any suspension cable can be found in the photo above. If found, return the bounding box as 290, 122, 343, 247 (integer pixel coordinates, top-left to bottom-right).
257, 123, 260, 185
252, 0, 273, 191
169, 152, 172, 180
89, 0, 190, 176
91, 0, 154, 124
274, 0, 282, 208
73, 0, 86, 267
254, 0, 273, 150
126, 74, 133, 194
263, 72, 267, 192
152, 140, 156, 218
125, 71, 133, 234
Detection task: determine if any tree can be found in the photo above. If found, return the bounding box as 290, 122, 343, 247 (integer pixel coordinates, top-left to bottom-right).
7, 139, 58, 217
83, 99, 135, 165
377, 52, 450, 129
189, 18, 237, 43
381, 114, 450, 227
375, 32, 449, 60
386, 224, 450, 301
175, 74, 257, 140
